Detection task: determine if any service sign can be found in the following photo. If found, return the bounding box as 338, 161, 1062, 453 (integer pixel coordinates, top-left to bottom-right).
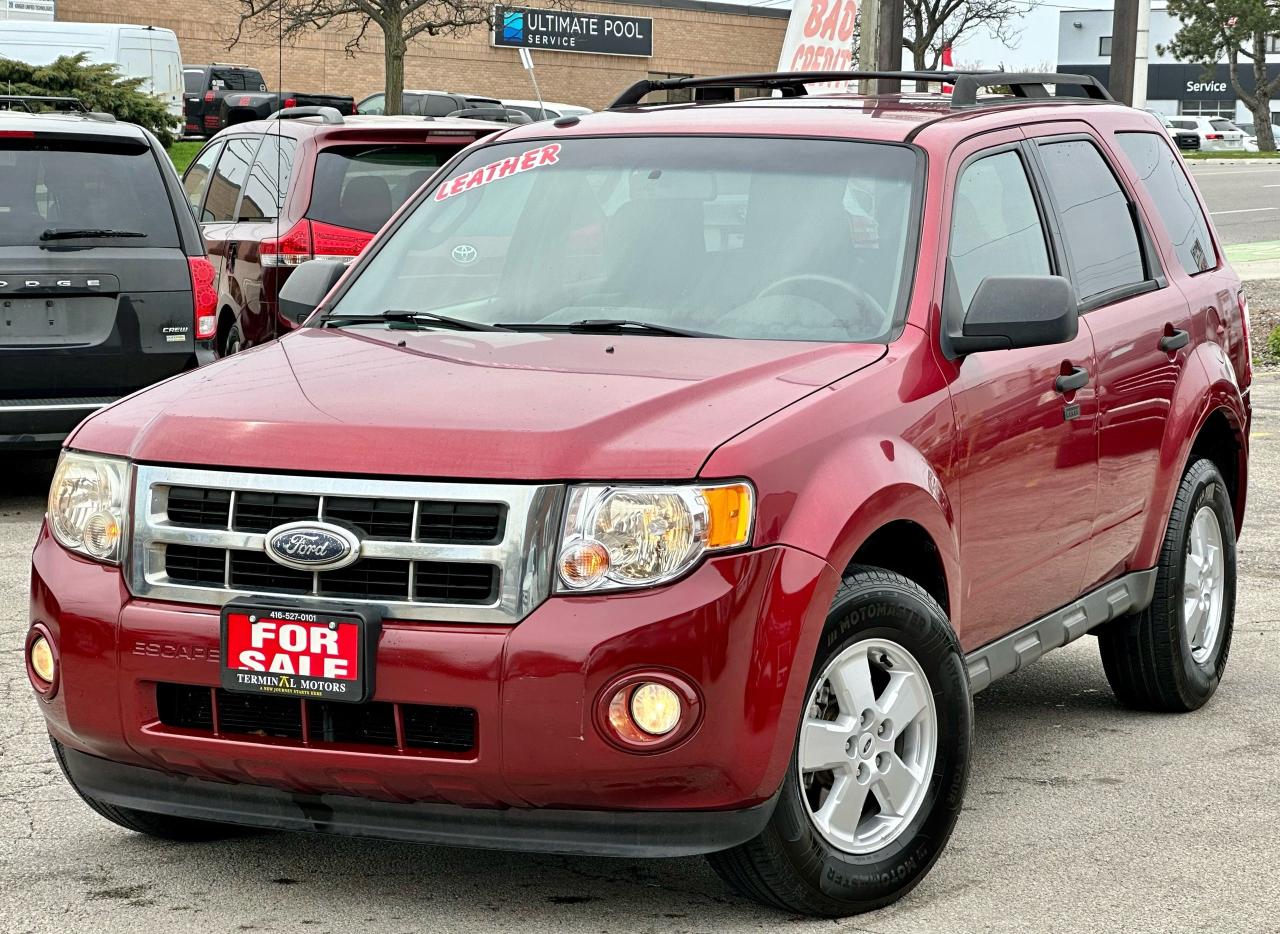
777, 0, 857, 89
493, 6, 653, 58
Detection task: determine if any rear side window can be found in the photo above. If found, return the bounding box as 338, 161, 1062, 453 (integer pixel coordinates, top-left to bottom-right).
1036, 139, 1146, 300
308, 146, 449, 233
184, 141, 224, 219
1115, 132, 1214, 274
1210, 119, 1237, 132
210, 69, 267, 92
184, 69, 205, 93
0, 139, 179, 248
238, 134, 298, 221
949, 150, 1051, 311
204, 136, 258, 223
423, 94, 463, 117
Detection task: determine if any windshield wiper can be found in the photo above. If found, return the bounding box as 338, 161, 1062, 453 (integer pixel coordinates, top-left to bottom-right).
321, 310, 511, 332
40, 228, 147, 241
497, 318, 717, 338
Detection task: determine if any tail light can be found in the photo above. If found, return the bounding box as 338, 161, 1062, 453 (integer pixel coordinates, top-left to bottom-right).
260, 219, 373, 267
1206, 133, 1223, 140
203, 90, 215, 103
189, 257, 218, 340
237, 95, 252, 106
1239, 290, 1253, 385
283, 97, 297, 108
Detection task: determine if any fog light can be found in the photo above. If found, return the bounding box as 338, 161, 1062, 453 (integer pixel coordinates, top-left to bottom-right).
629, 682, 681, 735
30, 635, 55, 684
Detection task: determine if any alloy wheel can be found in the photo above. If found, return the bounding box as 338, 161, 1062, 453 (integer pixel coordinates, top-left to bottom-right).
797, 638, 937, 855
1183, 504, 1225, 666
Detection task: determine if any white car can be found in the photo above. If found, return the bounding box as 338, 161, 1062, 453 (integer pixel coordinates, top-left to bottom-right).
1164, 116, 1246, 152
501, 99, 592, 122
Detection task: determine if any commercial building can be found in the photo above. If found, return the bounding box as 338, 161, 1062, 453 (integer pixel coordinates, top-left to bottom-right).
1057, 7, 1280, 125
50, 0, 789, 111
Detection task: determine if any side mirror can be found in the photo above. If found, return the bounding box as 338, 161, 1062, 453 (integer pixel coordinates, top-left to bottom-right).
949, 275, 1078, 356
277, 259, 348, 325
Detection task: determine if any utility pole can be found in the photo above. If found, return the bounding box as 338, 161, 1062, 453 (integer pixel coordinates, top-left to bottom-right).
1109, 0, 1138, 106
1132, 0, 1150, 109
874, 0, 905, 94
858, 0, 879, 94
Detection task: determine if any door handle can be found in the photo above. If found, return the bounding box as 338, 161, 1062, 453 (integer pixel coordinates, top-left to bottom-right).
1055, 365, 1089, 394
1159, 328, 1190, 352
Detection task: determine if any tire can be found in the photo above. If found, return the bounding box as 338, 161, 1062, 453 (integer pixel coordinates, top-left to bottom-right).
222, 323, 243, 357
51, 739, 242, 842
1098, 457, 1235, 712
707, 566, 972, 917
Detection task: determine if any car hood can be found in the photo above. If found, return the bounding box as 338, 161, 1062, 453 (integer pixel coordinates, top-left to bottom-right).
70, 328, 886, 480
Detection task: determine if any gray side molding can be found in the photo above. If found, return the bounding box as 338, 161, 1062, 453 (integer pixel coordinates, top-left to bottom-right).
965, 568, 1158, 693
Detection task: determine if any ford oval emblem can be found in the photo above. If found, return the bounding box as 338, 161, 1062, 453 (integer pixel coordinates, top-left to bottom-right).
264, 521, 361, 572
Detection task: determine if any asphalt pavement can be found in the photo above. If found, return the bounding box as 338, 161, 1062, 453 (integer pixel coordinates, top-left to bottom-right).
2, 177, 1279, 934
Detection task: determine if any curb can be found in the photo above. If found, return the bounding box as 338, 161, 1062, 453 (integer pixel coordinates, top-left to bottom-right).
1186, 158, 1280, 166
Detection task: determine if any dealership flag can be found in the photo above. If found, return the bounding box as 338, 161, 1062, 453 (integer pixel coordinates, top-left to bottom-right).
777, 0, 858, 90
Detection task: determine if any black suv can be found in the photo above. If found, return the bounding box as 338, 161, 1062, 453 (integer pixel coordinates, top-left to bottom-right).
0, 108, 215, 449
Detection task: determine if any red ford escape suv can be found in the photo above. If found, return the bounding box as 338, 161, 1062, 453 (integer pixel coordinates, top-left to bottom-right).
29, 72, 1251, 917
180, 108, 503, 356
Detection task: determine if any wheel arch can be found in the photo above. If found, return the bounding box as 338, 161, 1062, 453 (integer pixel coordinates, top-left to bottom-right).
215, 305, 238, 354
1136, 346, 1249, 568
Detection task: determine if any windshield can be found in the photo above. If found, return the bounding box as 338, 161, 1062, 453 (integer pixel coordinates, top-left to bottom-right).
328, 136, 921, 342
0, 139, 179, 248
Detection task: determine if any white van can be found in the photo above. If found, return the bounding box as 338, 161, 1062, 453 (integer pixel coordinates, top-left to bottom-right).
0, 22, 183, 128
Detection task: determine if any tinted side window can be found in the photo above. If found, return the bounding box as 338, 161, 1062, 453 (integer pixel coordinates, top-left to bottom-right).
1036, 139, 1146, 300
949, 150, 1051, 311
204, 136, 258, 223
424, 94, 462, 117
1115, 132, 1214, 274
183, 69, 205, 93
357, 94, 385, 115
183, 141, 224, 219
238, 135, 298, 221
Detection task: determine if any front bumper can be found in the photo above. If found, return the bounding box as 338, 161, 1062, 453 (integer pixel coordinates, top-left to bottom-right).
31, 525, 837, 819
54, 742, 777, 857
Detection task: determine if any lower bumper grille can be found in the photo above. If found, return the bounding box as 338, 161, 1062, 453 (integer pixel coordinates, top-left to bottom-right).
155, 683, 477, 754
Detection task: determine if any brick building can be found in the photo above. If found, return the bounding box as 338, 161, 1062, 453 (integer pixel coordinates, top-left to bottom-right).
52, 0, 790, 110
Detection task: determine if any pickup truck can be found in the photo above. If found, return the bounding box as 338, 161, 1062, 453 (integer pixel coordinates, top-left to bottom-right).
183, 63, 354, 138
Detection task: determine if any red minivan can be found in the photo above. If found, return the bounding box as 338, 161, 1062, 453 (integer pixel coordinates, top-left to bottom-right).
180, 108, 503, 355
31, 72, 1251, 917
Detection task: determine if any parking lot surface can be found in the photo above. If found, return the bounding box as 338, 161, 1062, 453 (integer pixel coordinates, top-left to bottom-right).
1187, 161, 1280, 246
1, 372, 1276, 933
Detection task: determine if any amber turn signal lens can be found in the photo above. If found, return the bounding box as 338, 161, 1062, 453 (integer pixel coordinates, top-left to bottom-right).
30, 635, 55, 684
558, 540, 610, 589
702, 483, 753, 549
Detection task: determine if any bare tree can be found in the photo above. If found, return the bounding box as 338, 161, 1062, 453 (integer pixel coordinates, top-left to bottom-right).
902, 0, 1024, 72
232, 0, 555, 114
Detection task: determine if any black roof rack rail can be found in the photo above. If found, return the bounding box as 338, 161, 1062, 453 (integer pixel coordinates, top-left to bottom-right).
268, 106, 344, 125
0, 95, 89, 114
607, 70, 1113, 111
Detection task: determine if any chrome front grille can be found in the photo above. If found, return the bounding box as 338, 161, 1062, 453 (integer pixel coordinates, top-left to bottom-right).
129, 465, 564, 624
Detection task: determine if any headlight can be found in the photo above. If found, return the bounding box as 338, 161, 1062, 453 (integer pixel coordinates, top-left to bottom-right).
47, 451, 130, 564
556, 482, 753, 592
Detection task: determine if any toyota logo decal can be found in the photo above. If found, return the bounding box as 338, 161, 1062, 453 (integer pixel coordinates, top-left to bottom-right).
451, 244, 479, 265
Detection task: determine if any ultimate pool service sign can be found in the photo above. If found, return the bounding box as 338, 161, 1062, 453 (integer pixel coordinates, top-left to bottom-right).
493, 6, 653, 57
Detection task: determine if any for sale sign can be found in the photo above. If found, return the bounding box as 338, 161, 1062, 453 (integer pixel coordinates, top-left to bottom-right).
221, 602, 378, 704
777, 0, 858, 89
